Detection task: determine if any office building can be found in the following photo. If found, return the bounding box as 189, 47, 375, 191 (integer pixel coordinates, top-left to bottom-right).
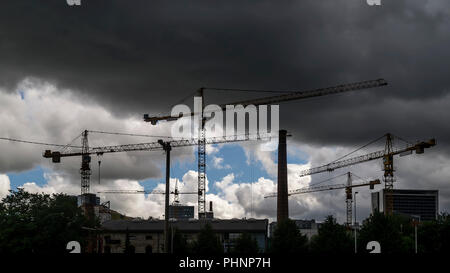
372, 189, 438, 221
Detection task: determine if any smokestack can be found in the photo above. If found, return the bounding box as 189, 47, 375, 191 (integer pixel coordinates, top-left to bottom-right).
210, 201, 213, 212
277, 129, 289, 223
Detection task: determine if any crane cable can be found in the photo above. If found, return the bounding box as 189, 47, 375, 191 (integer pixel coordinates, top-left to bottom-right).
327, 133, 415, 167
348, 172, 371, 185
59, 133, 83, 152
88, 130, 180, 139
308, 172, 349, 187
308, 171, 370, 188
203, 87, 298, 94
327, 134, 387, 165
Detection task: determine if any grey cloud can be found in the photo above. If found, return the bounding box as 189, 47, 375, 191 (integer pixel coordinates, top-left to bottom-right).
1, 0, 450, 219
1, 0, 449, 158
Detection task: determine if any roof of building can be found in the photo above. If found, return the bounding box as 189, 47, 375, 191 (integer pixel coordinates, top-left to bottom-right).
269, 219, 318, 230
378, 189, 439, 195
102, 218, 268, 233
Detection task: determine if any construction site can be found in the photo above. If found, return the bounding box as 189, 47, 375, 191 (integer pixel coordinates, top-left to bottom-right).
1, 1, 449, 260
0, 78, 438, 254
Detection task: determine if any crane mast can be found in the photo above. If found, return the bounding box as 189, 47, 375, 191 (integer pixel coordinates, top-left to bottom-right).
346, 172, 353, 226
383, 133, 395, 215
197, 88, 207, 218
80, 130, 91, 195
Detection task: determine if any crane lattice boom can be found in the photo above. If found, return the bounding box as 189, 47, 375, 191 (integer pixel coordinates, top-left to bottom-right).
144, 79, 387, 124
97, 190, 197, 195
44, 133, 272, 162
299, 138, 436, 177
264, 179, 380, 198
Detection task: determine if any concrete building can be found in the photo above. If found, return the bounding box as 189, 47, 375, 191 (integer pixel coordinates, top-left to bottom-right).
372, 189, 439, 221
101, 218, 268, 253
269, 219, 321, 240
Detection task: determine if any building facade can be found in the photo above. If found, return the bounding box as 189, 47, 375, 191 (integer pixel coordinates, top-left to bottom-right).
372, 189, 439, 221
169, 205, 195, 220
101, 218, 268, 253
269, 219, 321, 240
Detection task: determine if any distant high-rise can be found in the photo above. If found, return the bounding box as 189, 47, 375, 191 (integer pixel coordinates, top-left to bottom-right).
169, 205, 195, 220
372, 189, 438, 221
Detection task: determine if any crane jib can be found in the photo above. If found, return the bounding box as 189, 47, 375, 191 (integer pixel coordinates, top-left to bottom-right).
299, 138, 436, 177
144, 79, 388, 123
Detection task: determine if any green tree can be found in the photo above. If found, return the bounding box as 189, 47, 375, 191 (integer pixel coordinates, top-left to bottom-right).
309, 215, 353, 254
269, 219, 308, 254
358, 212, 414, 254
170, 227, 190, 254
437, 213, 450, 253
0, 189, 98, 254
232, 232, 260, 254
190, 222, 223, 254
418, 213, 450, 253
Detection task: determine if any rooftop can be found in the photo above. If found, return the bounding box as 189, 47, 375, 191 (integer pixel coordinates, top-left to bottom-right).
102, 218, 268, 233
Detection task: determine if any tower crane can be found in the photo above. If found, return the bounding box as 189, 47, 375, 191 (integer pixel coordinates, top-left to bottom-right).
43, 130, 271, 195
44, 131, 271, 253
298, 133, 436, 215
265, 172, 381, 226
96, 185, 197, 205
143, 79, 388, 218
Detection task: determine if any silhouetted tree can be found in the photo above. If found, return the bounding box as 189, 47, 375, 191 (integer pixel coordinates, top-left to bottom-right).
358, 212, 414, 254
232, 232, 260, 254
169, 227, 190, 254
269, 219, 308, 254
418, 213, 450, 253
0, 189, 97, 254
190, 222, 223, 254
437, 213, 450, 253
309, 215, 353, 253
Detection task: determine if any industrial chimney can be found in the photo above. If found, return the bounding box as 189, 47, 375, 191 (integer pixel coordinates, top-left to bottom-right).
277, 129, 289, 223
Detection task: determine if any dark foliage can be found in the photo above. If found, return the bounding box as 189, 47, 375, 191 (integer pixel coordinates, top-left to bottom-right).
232, 232, 260, 254
309, 215, 353, 254
0, 189, 97, 254
269, 218, 308, 254
190, 222, 223, 254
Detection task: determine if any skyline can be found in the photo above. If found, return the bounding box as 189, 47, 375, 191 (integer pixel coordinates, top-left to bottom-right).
1, 0, 449, 223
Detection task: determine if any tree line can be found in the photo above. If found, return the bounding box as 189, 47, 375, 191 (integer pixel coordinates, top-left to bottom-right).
1, 190, 449, 254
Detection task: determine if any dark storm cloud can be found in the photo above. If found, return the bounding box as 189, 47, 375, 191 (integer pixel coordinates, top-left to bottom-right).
1, 0, 449, 148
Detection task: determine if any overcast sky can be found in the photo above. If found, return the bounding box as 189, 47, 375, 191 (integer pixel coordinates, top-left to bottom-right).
0, 0, 449, 223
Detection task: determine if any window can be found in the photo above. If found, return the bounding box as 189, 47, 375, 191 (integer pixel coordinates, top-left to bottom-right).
145, 245, 153, 254
105, 236, 120, 244
229, 233, 241, 240
145, 235, 153, 240
126, 245, 135, 254
104, 246, 111, 254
